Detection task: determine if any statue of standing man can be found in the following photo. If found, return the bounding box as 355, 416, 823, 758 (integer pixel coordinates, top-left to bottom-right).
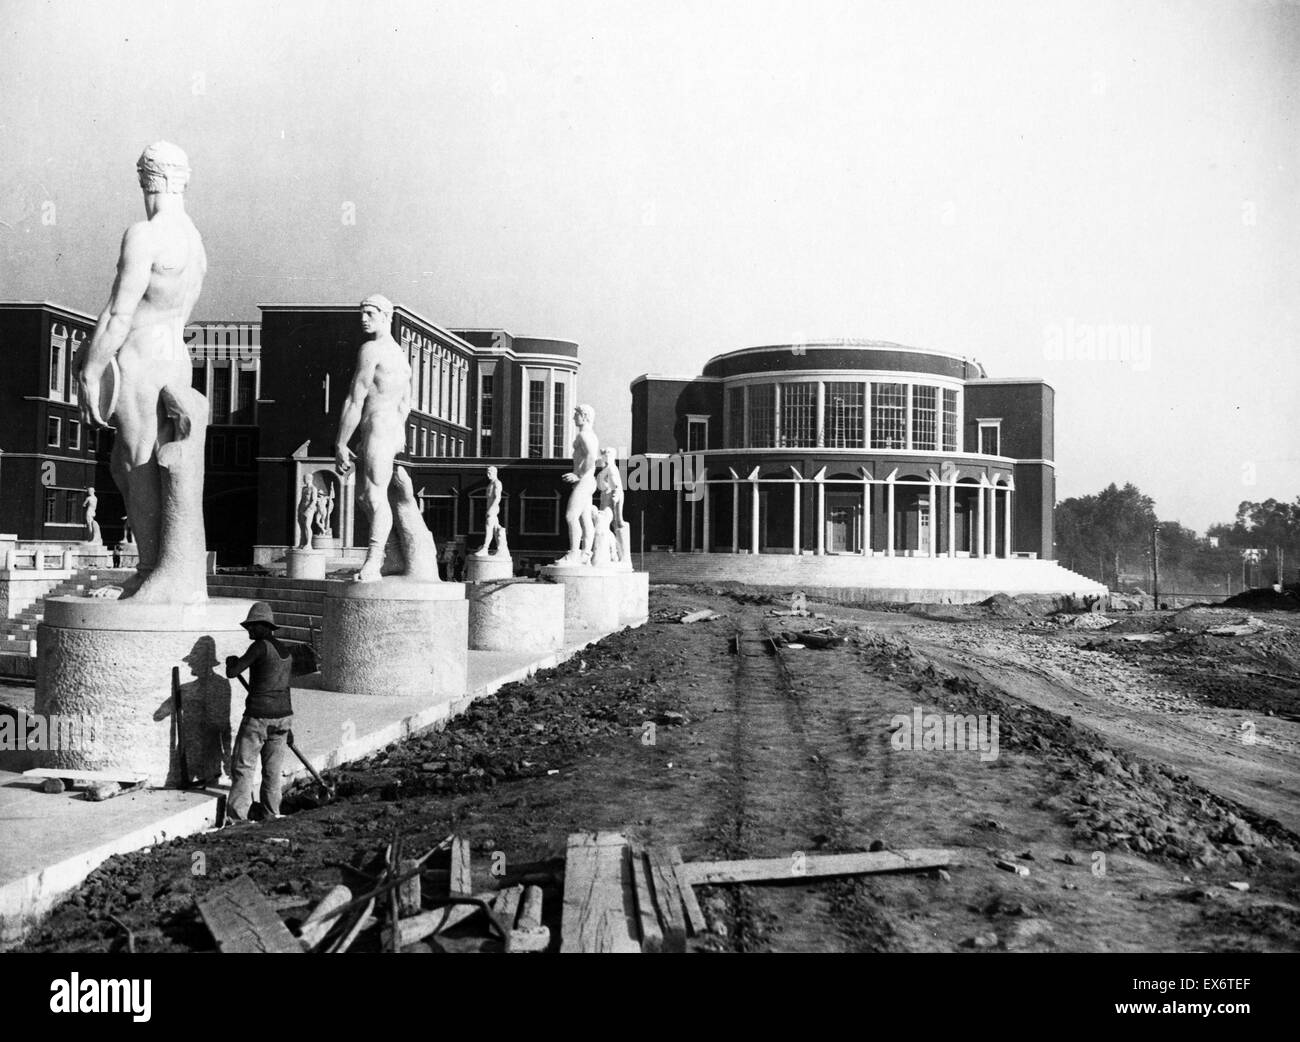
474, 466, 508, 557
295, 475, 317, 549
556, 404, 599, 566
334, 295, 438, 582
74, 142, 209, 603
83, 486, 101, 545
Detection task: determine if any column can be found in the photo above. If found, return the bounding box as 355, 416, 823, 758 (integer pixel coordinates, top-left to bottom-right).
792, 481, 801, 555
675, 485, 683, 551
862, 479, 871, 556
928, 480, 938, 558
816, 480, 825, 555
702, 482, 712, 553
1003, 488, 1013, 558
750, 480, 760, 555
342, 471, 356, 548
886, 480, 895, 557
731, 480, 739, 553
689, 492, 697, 551
989, 485, 998, 558
947, 483, 956, 558
976, 486, 986, 559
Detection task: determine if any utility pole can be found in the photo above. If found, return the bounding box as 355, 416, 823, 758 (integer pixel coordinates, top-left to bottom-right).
1151, 523, 1160, 610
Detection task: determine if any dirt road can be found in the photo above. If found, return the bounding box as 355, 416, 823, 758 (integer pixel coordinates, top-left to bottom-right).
17, 587, 1300, 953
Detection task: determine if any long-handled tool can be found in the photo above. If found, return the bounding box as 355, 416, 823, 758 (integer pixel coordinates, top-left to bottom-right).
233, 672, 336, 801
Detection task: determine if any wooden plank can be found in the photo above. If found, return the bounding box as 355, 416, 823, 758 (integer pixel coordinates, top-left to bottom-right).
683, 848, 955, 886
24, 767, 149, 785
449, 836, 473, 896
627, 845, 663, 953
518, 885, 544, 931
196, 874, 303, 953
385, 891, 499, 948
328, 900, 375, 954
559, 831, 640, 953
668, 846, 707, 936
492, 885, 524, 930
299, 884, 352, 950
397, 858, 422, 915
645, 847, 687, 952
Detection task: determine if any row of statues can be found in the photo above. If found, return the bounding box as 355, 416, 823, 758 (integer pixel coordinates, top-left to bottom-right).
557, 407, 631, 570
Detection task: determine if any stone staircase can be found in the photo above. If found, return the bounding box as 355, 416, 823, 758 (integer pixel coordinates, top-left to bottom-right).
0, 567, 136, 676
206, 574, 326, 645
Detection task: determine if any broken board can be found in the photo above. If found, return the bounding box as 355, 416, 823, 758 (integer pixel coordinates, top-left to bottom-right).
681, 848, 955, 886
24, 767, 149, 786
560, 831, 640, 953
196, 874, 303, 953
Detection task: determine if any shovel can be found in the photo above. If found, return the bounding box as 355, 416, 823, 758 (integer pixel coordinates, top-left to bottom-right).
233, 673, 336, 802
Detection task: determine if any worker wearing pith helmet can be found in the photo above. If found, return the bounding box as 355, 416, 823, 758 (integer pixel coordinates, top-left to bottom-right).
224, 601, 294, 822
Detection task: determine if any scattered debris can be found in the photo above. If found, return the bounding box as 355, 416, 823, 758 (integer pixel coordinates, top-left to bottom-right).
994, 858, 1030, 877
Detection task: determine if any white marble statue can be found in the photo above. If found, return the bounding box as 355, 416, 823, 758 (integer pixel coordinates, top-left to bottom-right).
74, 142, 208, 603
597, 446, 632, 569
82, 486, 102, 545
334, 294, 438, 582
314, 485, 335, 537
295, 475, 318, 549
556, 404, 600, 566
474, 466, 509, 557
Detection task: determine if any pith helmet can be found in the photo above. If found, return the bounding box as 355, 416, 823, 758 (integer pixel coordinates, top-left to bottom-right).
240, 602, 278, 630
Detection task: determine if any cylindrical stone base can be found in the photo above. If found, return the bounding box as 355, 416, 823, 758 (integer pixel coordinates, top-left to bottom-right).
287, 548, 326, 579
467, 580, 565, 652
35, 597, 257, 787
312, 535, 340, 551
612, 571, 650, 624
539, 566, 621, 633
321, 580, 468, 700
465, 555, 514, 583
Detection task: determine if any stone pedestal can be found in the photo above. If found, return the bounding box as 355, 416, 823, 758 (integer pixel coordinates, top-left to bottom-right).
312, 535, 340, 551
611, 571, 650, 625
539, 565, 621, 633
286, 548, 326, 579
321, 580, 467, 700
467, 580, 565, 652
34, 597, 256, 787
465, 554, 513, 583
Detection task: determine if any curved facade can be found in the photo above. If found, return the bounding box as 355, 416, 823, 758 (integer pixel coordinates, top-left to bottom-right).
629, 341, 1055, 561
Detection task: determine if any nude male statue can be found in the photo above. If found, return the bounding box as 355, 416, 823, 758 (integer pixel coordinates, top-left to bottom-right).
597, 447, 632, 569
334, 294, 437, 582
83, 486, 101, 545
556, 404, 600, 566
474, 466, 508, 557
74, 142, 209, 603
295, 475, 317, 549
314, 486, 334, 538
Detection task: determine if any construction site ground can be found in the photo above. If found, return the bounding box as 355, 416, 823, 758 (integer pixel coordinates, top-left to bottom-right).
15, 585, 1300, 953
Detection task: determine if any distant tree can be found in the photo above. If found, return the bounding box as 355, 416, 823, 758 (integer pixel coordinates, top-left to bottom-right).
1056, 483, 1156, 586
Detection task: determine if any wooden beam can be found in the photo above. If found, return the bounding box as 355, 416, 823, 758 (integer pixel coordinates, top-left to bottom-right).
628, 845, 663, 953
560, 831, 640, 953
449, 836, 473, 896
492, 885, 524, 930
682, 848, 955, 887
646, 847, 687, 952
397, 859, 422, 916
668, 846, 707, 936
299, 884, 352, 950
197, 874, 303, 954
24, 767, 148, 785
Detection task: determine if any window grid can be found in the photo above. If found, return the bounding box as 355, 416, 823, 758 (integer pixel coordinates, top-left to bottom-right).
521, 493, 559, 534
528, 380, 546, 459
942, 389, 959, 452
824, 382, 865, 449
687, 419, 707, 453
480, 373, 494, 436
912, 385, 937, 451
210, 367, 231, 423
980, 424, 1000, 456
46, 416, 61, 448
552, 381, 566, 459
726, 387, 745, 448
779, 383, 817, 447
870, 383, 907, 449
747, 384, 774, 448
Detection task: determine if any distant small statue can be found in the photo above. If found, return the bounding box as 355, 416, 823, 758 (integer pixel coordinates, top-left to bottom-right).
597, 447, 632, 569
83, 486, 102, 545
334, 294, 438, 582
314, 485, 335, 538
295, 475, 317, 549
555, 404, 599, 566
474, 466, 509, 557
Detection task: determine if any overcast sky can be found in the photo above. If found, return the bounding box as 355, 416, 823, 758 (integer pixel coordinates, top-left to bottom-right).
1, 0, 1295, 533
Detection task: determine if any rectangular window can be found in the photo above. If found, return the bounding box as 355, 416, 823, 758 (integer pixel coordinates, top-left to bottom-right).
407, 424, 417, 455
747, 384, 774, 448
44, 489, 57, 523
229, 367, 255, 424
210, 366, 231, 423
522, 494, 559, 534
50, 341, 64, 395
192, 363, 206, 394
870, 383, 907, 449
46, 415, 61, 448
68, 419, 81, 450
441, 359, 451, 419
235, 435, 251, 466
942, 389, 959, 452
479, 373, 494, 436
552, 381, 566, 459
824, 382, 865, 448
779, 382, 816, 447
209, 434, 227, 466
528, 380, 546, 459
912, 385, 937, 451
458, 367, 467, 427
440, 432, 447, 456
88, 428, 99, 453
687, 418, 708, 453
64, 491, 79, 525
726, 387, 745, 448
980, 423, 1001, 456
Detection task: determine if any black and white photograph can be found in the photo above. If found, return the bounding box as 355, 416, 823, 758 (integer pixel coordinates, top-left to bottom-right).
0, 0, 1295, 1002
